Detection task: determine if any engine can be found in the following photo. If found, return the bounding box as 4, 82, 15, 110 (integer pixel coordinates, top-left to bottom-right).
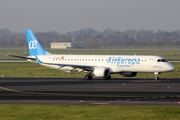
121, 72, 137, 77
93, 67, 110, 78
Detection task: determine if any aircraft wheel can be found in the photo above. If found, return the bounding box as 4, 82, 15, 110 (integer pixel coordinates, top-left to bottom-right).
155, 77, 159, 80
85, 75, 89, 80
104, 75, 111, 80
89, 75, 92, 80
85, 75, 92, 80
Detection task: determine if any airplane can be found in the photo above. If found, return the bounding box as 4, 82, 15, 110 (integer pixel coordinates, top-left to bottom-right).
9, 29, 175, 80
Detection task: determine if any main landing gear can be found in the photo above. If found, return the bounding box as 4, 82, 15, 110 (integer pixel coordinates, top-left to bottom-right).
85, 74, 92, 80
154, 72, 160, 80
85, 72, 111, 80
104, 75, 111, 80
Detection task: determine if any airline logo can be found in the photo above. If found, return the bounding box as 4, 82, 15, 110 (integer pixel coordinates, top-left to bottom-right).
29, 40, 37, 49
107, 57, 140, 68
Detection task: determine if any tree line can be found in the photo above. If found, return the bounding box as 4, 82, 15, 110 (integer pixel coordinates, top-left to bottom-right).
0, 28, 180, 49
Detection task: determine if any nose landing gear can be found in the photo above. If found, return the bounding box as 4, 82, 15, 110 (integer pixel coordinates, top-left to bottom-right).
154, 72, 160, 80
155, 76, 159, 80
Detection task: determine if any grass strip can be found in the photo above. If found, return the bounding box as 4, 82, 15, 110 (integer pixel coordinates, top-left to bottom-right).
0, 105, 180, 120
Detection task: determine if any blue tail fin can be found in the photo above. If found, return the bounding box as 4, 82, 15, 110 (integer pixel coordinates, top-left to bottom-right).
26, 29, 52, 56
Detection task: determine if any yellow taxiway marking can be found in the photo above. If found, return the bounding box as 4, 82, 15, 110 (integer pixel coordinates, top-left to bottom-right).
152, 97, 157, 99
125, 99, 131, 101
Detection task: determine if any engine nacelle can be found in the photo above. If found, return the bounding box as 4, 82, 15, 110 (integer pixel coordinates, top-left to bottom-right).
121, 72, 137, 77
93, 67, 110, 78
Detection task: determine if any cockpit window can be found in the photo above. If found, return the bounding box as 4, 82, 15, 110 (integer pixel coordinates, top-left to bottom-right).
162, 59, 167, 62
157, 59, 161, 62
157, 59, 167, 62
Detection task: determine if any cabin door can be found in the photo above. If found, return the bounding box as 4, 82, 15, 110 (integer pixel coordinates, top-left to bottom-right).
149, 58, 153, 67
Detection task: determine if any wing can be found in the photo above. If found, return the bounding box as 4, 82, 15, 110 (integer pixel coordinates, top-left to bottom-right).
43, 62, 97, 71
33, 55, 110, 71
9, 55, 111, 72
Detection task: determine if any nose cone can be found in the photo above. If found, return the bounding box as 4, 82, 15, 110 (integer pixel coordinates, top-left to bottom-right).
167, 63, 175, 72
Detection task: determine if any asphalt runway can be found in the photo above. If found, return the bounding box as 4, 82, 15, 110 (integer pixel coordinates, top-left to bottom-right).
0, 78, 180, 106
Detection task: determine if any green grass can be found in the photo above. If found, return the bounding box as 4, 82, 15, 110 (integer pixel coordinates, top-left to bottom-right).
0, 105, 179, 120
0, 62, 179, 78
0, 62, 86, 78
1, 49, 180, 60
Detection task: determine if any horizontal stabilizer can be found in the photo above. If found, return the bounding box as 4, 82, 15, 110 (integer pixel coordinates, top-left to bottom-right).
8, 55, 37, 60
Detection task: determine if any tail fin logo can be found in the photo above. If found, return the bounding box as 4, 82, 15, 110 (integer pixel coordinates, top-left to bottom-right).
29, 40, 37, 49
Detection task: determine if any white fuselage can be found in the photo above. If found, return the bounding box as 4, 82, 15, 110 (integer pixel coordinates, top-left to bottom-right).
23, 29, 175, 80
28, 54, 175, 74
